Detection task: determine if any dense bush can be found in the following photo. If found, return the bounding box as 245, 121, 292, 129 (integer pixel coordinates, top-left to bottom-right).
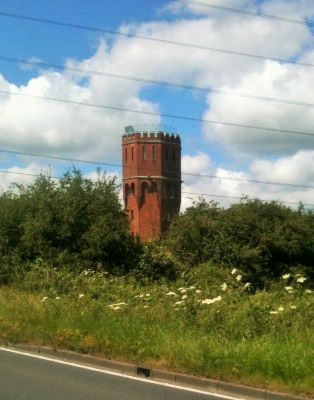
0, 169, 140, 280
165, 199, 314, 285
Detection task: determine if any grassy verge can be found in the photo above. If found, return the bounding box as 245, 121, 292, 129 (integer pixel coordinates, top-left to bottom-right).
0, 264, 313, 397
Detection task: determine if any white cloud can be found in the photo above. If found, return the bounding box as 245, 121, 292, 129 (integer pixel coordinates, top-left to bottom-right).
203, 59, 314, 155
181, 151, 314, 210
0, 0, 313, 210
0, 164, 51, 192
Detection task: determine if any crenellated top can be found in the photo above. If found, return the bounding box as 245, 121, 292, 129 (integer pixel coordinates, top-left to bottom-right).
122, 130, 181, 144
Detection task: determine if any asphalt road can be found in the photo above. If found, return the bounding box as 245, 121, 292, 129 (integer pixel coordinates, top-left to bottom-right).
0, 348, 235, 400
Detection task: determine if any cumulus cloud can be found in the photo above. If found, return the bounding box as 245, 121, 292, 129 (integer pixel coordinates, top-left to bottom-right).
0, 0, 313, 161
0, 0, 313, 210
181, 151, 314, 210
0, 164, 51, 192
203, 59, 314, 155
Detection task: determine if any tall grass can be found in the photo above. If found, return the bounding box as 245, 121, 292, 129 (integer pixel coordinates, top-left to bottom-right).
0, 263, 313, 396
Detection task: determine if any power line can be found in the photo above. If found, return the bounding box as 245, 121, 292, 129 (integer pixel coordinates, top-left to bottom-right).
1, 11, 314, 69
0, 147, 313, 190
180, 1, 314, 27
0, 170, 313, 207
1, 90, 314, 139
183, 172, 314, 189
181, 191, 314, 207
0, 149, 121, 169
2, 55, 314, 109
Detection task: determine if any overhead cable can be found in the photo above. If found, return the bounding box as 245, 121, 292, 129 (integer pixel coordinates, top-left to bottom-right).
1, 90, 314, 139
0, 11, 314, 68
180, 1, 313, 27
1, 55, 314, 108
0, 170, 313, 207
0, 148, 313, 190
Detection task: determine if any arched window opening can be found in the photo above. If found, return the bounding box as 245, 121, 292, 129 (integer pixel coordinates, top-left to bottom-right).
131, 183, 135, 196
125, 184, 130, 197
142, 145, 146, 160
125, 148, 128, 163
152, 146, 157, 161
131, 146, 134, 161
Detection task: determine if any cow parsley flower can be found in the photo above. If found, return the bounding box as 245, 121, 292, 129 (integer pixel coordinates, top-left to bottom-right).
285, 286, 294, 292
290, 305, 297, 310
166, 292, 177, 296
182, 295, 188, 300
282, 273, 291, 280
78, 294, 84, 299
269, 311, 278, 315
236, 274, 242, 282
277, 306, 284, 312
231, 268, 237, 275
305, 289, 312, 294
244, 282, 251, 289
201, 296, 222, 305
41, 296, 48, 302
195, 289, 202, 294
221, 283, 227, 291
296, 276, 306, 283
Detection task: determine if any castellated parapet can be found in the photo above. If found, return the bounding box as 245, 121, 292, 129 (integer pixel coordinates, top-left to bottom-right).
122, 131, 181, 144
122, 129, 181, 241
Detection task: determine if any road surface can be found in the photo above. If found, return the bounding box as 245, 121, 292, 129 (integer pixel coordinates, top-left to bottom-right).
0, 347, 238, 400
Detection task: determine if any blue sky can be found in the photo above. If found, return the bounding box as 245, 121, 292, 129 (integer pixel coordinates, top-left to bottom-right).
0, 0, 314, 208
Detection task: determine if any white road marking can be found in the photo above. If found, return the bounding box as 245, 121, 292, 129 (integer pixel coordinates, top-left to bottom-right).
0, 346, 242, 399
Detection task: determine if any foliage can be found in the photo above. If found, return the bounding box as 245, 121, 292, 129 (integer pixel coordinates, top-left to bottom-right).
132, 241, 181, 282
0, 169, 139, 279
165, 199, 314, 286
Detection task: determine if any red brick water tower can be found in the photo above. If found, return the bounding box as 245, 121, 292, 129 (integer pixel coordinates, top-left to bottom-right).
122, 127, 181, 241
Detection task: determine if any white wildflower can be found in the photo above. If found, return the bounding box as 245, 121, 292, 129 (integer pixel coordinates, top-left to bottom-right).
282, 273, 291, 280
182, 295, 188, 300
269, 311, 278, 315
195, 289, 202, 294
236, 274, 242, 282
78, 294, 84, 299
146, 293, 151, 297
189, 286, 196, 290
179, 288, 187, 293
41, 296, 48, 302
305, 289, 312, 294
166, 292, 177, 296
221, 283, 227, 291
143, 306, 148, 309
285, 286, 294, 292
244, 283, 251, 289
55, 296, 61, 300
231, 268, 237, 275
296, 276, 306, 283
174, 301, 184, 306
109, 302, 127, 308
112, 306, 121, 310
277, 306, 284, 312
290, 305, 297, 310
201, 296, 221, 305
135, 294, 144, 298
